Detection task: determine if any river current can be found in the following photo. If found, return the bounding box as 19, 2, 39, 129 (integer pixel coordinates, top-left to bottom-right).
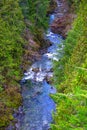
18, 14, 63, 130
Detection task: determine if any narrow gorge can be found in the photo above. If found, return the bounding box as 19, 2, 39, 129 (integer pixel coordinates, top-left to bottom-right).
10, 1, 64, 129
0, 0, 87, 130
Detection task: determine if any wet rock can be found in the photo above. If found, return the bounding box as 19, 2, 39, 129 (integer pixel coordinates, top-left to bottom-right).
46, 79, 52, 84
51, 14, 76, 38
50, 68, 53, 72
32, 68, 39, 73
45, 74, 53, 84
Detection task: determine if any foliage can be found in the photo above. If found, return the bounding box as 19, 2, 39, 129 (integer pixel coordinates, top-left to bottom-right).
52, 0, 87, 129
0, 0, 25, 90
21, 0, 50, 31
0, 0, 25, 128
68, 0, 81, 10
0, 0, 50, 128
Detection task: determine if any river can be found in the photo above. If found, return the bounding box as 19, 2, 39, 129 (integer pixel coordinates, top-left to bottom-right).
16, 13, 63, 130
6, 9, 63, 130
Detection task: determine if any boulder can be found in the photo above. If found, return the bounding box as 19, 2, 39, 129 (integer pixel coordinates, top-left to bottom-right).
32, 68, 39, 73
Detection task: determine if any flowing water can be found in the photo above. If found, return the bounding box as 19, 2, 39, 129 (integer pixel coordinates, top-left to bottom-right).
6, 1, 67, 129
6, 12, 63, 130
17, 14, 63, 130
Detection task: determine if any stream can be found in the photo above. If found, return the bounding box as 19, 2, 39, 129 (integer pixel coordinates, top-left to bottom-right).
5, 1, 67, 129
6, 12, 63, 130
17, 14, 63, 130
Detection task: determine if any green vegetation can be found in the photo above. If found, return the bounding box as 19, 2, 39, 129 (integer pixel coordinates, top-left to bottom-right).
0, 0, 25, 128
68, 0, 81, 9
1, 0, 86, 129
0, 0, 25, 91
0, 0, 50, 128
52, 0, 87, 129
21, 0, 50, 32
